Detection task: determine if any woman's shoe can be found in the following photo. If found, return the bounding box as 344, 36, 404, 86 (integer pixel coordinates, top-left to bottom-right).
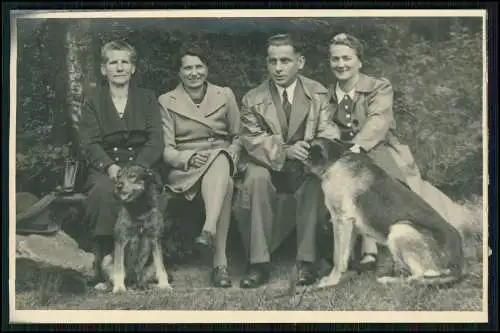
194, 230, 215, 251
211, 265, 232, 288
193, 230, 215, 262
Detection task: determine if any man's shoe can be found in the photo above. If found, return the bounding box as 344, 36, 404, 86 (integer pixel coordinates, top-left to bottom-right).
211, 265, 232, 288
296, 261, 317, 286
240, 264, 270, 289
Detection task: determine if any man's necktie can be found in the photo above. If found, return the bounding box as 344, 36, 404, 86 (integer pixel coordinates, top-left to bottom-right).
282, 89, 292, 124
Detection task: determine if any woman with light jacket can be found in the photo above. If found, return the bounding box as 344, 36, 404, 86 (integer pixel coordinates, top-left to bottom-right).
324, 33, 467, 272
158, 43, 241, 288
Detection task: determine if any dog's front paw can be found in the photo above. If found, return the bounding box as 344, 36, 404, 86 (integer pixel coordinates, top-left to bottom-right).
94, 282, 109, 291
317, 272, 342, 289
376, 276, 396, 284
112, 284, 127, 294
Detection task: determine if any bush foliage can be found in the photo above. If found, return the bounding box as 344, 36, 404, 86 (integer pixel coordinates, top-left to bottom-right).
15, 17, 484, 200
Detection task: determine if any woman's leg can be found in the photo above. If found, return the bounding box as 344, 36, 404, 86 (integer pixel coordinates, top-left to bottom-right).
212, 176, 233, 268
83, 170, 121, 285
199, 153, 231, 239
198, 153, 233, 287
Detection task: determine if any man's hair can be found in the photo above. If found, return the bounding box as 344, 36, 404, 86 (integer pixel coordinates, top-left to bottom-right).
266, 33, 303, 55
101, 40, 137, 65
178, 42, 209, 68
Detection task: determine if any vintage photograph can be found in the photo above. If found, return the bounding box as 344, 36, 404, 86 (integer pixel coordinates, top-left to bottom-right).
10, 9, 488, 323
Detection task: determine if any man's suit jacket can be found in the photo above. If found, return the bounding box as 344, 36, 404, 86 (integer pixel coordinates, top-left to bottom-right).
239, 75, 340, 174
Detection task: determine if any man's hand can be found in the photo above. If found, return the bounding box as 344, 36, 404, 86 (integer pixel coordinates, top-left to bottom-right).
189, 151, 210, 168
108, 164, 121, 181
285, 141, 311, 162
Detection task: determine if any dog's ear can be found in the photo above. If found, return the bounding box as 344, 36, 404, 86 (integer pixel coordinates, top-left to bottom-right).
308, 140, 327, 166
144, 167, 164, 190
143, 167, 157, 183
116, 167, 124, 179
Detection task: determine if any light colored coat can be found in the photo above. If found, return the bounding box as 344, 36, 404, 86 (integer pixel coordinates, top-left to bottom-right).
158, 82, 241, 200
234, 75, 339, 251
329, 73, 467, 226
238, 75, 340, 172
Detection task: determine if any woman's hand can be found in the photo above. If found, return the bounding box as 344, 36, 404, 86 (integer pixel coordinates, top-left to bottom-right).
285, 141, 311, 162
107, 164, 122, 181
189, 151, 210, 168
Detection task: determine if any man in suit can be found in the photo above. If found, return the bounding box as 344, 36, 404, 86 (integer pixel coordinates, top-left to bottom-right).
234, 34, 340, 288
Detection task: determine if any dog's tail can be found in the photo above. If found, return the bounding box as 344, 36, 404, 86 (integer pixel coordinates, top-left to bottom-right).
411, 271, 464, 286
378, 269, 464, 287
402, 191, 466, 281
423, 216, 465, 281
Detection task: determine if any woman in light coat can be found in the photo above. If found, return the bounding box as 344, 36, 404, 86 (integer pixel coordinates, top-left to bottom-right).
325, 33, 469, 271
158, 43, 241, 288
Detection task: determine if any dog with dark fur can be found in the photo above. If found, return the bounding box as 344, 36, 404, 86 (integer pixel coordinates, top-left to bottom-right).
306, 137, 465, 288
108, 164, 172, 293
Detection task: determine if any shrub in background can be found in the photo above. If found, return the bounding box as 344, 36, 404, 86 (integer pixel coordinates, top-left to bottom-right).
15, 17, 484, 202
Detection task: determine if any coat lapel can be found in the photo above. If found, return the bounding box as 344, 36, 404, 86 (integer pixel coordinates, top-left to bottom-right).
123, 85, 148, 132
199, 83, 227, 117
99, 85, 128, 136
329, 74, 375, 119
165, 83, 214, 128
286, 79, 310, 141
252, 80, 285, 136
352, 73, 375, 108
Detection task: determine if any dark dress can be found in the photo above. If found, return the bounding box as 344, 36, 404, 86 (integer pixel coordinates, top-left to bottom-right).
78, 84, 165, 243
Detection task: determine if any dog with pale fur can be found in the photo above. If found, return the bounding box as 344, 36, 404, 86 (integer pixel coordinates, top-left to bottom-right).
306, 137, 465, 288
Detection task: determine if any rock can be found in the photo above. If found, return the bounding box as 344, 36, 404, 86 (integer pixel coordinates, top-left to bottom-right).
16, 230, 94, 294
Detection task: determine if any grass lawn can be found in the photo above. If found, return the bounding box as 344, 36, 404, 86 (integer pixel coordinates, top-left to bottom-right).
14, 196, 486, 313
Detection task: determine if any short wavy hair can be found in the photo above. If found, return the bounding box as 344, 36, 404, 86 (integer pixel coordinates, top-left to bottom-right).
329, 33, 364, 61
101, 40, 137, 65
178, 42, 209, 68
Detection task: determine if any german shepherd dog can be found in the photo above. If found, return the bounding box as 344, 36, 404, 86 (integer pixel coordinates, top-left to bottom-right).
306, 138, 465, 288
109, 164, 172, 293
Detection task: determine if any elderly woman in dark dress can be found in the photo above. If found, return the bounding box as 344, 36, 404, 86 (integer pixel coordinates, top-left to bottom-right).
158, 43, 241, 288
78, 40, 165, 286
324, 33, 468, 271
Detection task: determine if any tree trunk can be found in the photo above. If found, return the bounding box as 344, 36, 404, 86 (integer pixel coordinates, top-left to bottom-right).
64, 19, 96, 161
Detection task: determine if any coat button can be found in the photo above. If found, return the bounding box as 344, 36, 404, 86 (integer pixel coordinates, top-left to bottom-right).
128, 147, 133, 151
113, 147, 118, 151
115, 157, 119, 161
344, 104, 349, 109
347, 122, 352, 127
346, 114, 351, 119
129, 157, 133, 161
350, 132, 354, 136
